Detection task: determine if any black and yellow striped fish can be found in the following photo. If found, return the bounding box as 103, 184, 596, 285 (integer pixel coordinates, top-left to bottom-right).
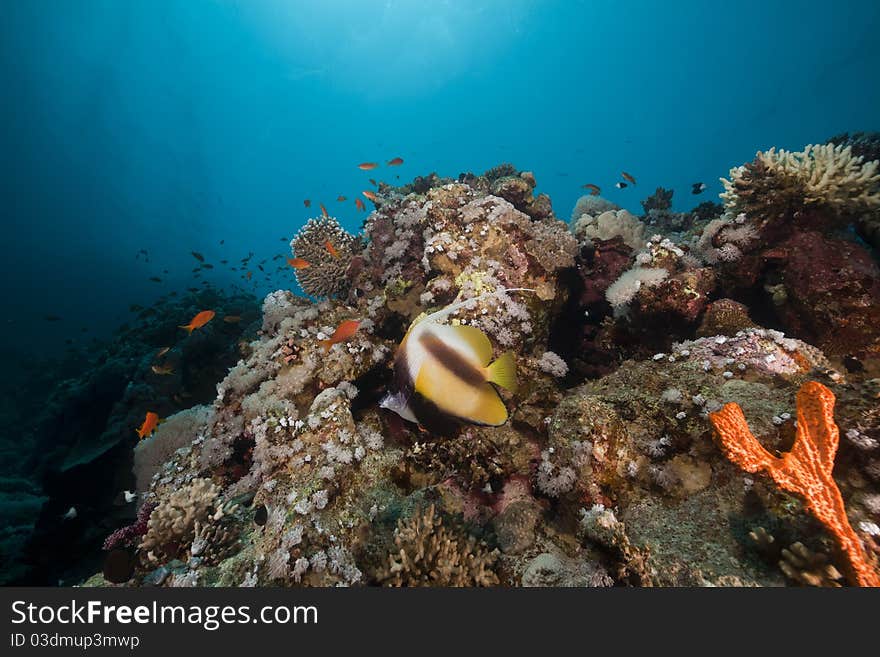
380, 291, 528, 429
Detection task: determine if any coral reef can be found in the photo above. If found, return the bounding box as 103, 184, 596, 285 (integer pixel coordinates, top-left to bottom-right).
44, 160, 880, 589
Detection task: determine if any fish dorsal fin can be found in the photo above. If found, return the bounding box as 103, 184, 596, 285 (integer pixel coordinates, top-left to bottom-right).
428, 324, 493, 365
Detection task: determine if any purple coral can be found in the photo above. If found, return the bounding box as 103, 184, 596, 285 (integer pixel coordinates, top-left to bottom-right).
103, 501, 156, 551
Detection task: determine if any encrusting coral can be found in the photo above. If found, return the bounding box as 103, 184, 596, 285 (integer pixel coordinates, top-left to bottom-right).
709, 381, 880, 587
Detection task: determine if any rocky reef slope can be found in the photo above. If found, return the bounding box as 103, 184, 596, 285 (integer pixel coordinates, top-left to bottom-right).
90, 147, 880, 587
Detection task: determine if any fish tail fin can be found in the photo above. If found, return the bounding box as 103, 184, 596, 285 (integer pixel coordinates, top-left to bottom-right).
179, 324, 193, 333
486, 351, 517, 392
319, 339, 332, 353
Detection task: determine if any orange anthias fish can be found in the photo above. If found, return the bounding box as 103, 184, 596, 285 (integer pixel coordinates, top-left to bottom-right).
151, 363, 174, 376
223, 315, 241, 324
324, 241, 339, 258
622, 172, 637, 185
355, 198, 365, 211
179, 310, 215, 333
156, 346, 171, 358
246, 271, 253, 281
136, 411, 160, 439
304, 199, 311, 208
287, 257, 311, 269
362, 190, 378, 202
358, 162, 378, 170
336, 195, 347, 202
387, 157, 404, 166
319, 320, 360, 353
320, 203, 329, 217
581, 183, 601, 196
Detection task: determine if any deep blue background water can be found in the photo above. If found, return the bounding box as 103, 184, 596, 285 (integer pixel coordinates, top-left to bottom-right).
2, 0, 879, 364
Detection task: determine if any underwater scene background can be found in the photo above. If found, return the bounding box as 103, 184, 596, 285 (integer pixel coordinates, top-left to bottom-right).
1, 0, 879, 586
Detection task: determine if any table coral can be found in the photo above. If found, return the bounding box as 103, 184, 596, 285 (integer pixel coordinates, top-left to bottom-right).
709, 381, 880, 586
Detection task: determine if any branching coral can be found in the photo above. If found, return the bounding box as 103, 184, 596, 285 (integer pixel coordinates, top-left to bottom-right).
709, 381, 880, 587
139, 478, 221, 564
290, 217, 357, 298
721, 144, 880, 223
379, 505, 499, 586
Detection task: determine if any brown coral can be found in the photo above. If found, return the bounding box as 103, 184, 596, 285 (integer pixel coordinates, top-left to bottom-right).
290, 216, 357, 298
139, 478, 220, 564
379, 505, 499, 587
709, 381, 880, 587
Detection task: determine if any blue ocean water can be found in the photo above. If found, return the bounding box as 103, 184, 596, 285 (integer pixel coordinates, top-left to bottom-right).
1, 1, 880, 586
3, 0, 879, 359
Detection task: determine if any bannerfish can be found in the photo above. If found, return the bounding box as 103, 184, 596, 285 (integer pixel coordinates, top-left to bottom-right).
387, 157, 404, 166
380, 290, 528, 428
136, 411, 160, 439
319, 319, 360, 352
355, 198, 365, 211
179, 309, 215, 333
362, 190, 378, 202
287, 257, 310, 269
692, 182, 707, 194
582, 183, 600, 196
358, 162, 379, 170
622, 172, 636, 185
615, 182, 628, 189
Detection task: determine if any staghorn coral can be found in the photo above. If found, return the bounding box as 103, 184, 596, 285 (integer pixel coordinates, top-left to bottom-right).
721, 144, 880, 225
290, 216, 357, 298
379, 505, 499, 587
710, 381, 880, 587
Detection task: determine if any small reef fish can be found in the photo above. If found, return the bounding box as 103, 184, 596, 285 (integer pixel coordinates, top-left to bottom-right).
151, 363, 174, 375
320, 203, 329, 217
358, 162, 379, 170
621, 172, 637, 185
362, 190, 378, 202
320, 320, 360, 352
369, 178, 378, 187
61, 507, 77, 520
380, 292, 525, 428
615, 182, 628, 189
246, 271, 253, 280
156, 346, 171, 358
223, 315, 241, 324
324, 241, 340, 258
44, 315, 62, 322
387, 157, 404, 166
337, 195, 347, 202
123, 490, 136, 503
179, 309, 215, 333
582, 184, 600, 196
191, 251, 205, 262
136, 411, 160, 439
287, 257, 311, 269
149, 276, 162, 283
692, 182, 707, 194
355, 198, 366, 211
303, 199, 311, 207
